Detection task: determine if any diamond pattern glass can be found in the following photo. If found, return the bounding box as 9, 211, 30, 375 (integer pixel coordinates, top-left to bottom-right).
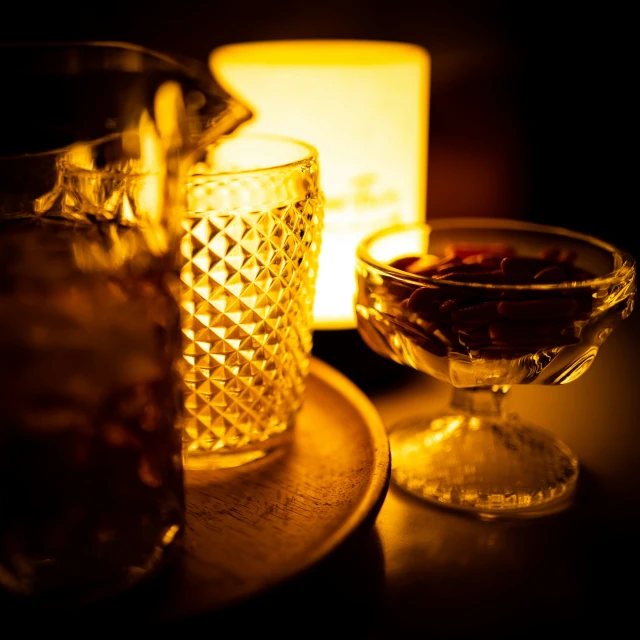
180, 134, 324, 469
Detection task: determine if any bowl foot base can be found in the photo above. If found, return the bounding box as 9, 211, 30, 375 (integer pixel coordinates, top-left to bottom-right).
388, 413, 579, 519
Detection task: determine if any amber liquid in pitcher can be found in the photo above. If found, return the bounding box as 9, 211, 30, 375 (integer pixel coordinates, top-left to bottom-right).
0, 217, 185, 603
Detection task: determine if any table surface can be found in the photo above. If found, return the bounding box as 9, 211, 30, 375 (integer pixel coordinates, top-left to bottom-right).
177, 306, 640, 638
6, 298, 639, 636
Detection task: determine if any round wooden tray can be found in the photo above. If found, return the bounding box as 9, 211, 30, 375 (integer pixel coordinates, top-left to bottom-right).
160, 356, 390, 620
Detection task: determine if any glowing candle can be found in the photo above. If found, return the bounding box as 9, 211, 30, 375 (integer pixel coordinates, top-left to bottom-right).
210, 39, 430, 329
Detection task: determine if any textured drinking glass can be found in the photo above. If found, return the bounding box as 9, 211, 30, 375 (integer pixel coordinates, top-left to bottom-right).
180, 133, 324, 470
0, 42, 251, 605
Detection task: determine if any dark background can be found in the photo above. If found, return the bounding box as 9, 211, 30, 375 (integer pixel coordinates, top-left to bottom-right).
1, 5, 638, 633
1, 1, 634, 256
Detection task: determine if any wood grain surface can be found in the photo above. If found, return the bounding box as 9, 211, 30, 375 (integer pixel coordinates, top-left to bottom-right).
0, 357, 390, 624
157, 356, 391, 620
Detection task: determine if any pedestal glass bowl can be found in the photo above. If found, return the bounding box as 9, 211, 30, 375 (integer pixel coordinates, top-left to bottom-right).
355, 218, 636, 518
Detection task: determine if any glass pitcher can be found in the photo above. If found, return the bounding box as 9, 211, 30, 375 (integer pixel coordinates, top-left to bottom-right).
0, 41, 251, 605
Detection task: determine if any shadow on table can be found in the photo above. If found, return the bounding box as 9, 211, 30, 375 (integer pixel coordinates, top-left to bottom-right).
374, 464, 639, 638
0, 512, 387, 636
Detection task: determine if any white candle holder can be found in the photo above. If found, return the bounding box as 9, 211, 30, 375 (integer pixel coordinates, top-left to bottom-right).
210, 39, 430, 330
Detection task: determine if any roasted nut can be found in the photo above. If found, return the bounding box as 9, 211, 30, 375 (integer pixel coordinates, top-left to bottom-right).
407, 286, 442, 313
445, 242, 516, 260
539, 248, 577, 263
434, 262, 492, 276
433, 269, 506, 284
383, 244, 599, 361
501, 257, 554, 283
497, 298, 578, 320
407, 255, 461, 277
438, 297, 469, 316
461, 253, 504, 269
389, 255, 423, 272
451, 300, 502, 324
533, 265, 570, 283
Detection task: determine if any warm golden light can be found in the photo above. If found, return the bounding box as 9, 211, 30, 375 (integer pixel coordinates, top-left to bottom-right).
179, 133, 324, 469
210, 40, 430, 329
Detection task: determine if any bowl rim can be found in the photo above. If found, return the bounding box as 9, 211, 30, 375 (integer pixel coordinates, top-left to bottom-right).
356, 217, 636, 291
